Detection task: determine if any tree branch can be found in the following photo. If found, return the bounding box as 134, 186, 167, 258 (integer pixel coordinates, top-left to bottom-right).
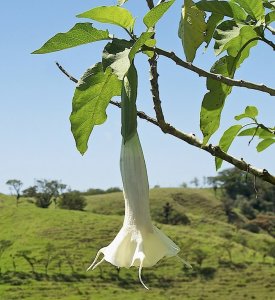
146, 0, 154, 9
56, 63, 275, 186
148, 54, 168, 132
141, 46, 275, 96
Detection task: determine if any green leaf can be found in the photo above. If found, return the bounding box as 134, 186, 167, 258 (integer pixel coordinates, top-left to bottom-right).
265, 11, 275, 24
215, 125, 242, 170
245, 106, 258, 118
214, 21, 258, 57
263, 0, 275, 10
234, 105, 258, 120
196, 0, 247, 21
102, 39, 133, 80
129, 31, 154, 61
32, 23, 110, 54
258, 128, 275, 138
77, 6, 135, 32
232, 0, 265, 21
200, 56, 234, 144
121, 64, 138, 142
178, 0, 207, 62
118, 0, 128, 6
205, 13, 224, 48
70, 63, 121, 154
143, 0, 175, 28
257, 138, 275, 152
238, 127, 258, 136
142, 38, 156, 58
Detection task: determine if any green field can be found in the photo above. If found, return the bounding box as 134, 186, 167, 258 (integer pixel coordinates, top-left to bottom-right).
0, 188, 275, 299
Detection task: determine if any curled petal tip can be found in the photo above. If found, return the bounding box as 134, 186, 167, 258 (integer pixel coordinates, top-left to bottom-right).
87, 250, 105, 271
139, 263, 149, 290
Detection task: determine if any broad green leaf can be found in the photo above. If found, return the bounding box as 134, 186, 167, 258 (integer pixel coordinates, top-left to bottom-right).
234, 105, 258, 120
178, 0, 207, 62
77, 6, 135, 32
200, 56, 234, 144
257, 138, 275, 152
143, 0, 175, 28
205, 13, 224, 48
245, 106, 258, 118
238, 127, 258, 136
265, 11, 275, 24
102, 39, 133, 80
129, 31, 154, 61
214, 21, 258, 57
238, 127, 274, 138
70, 63, 121, 154
121, 64, 138, 142
263, 0, 275, 10
258, 128, 275, 138
200, 39, 256, 144
142, 38, 156, 58
32, 23, 110, 54
118, 0, 128, 5
232, 0, 265, 21
196, 0, 247, 21
215, 125, 242, 169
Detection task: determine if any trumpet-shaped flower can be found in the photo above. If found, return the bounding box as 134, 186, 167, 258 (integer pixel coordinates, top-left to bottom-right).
88, 133, 180, 288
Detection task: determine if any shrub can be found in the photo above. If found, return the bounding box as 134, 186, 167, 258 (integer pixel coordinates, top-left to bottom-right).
58, 192, 87, 211
35, 193, 52, 208
241, 222, 260, 234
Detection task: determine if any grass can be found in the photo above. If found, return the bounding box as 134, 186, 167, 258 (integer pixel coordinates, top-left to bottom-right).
0, 188, 274, 299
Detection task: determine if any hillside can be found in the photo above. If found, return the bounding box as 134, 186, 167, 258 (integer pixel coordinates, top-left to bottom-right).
0, 188, 275, 300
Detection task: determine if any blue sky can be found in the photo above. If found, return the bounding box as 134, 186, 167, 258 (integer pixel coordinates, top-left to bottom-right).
1, 0, 275, 193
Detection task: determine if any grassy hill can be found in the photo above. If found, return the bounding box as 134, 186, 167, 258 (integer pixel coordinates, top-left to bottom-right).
0, 188, 275, 300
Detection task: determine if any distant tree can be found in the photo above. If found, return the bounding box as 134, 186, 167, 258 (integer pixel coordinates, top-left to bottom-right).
208, 167, 275, 216
22, 186, 37, 198
105, 187, 122, 193
58, 191, 87, 211
190, 177, 199, 188
6, 179, 23, 206
84, 188, 105, 195
180, 182, 188, 188
17, 250, 37, 274
34, 179, 66, 208
40, 243, 55, 275
163, 202, 172, 224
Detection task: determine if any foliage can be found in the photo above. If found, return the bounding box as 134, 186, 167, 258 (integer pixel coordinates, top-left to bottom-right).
6, 179, 23, 206
58, 192, 87, 211
32, 0, 275, 185
153, 201, 191, 225
84, 187, 122, 195
31, 179, 67, 208
208, 167, 275, 229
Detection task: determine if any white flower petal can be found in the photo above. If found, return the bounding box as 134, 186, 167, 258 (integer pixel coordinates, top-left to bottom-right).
88, 132, 181, 288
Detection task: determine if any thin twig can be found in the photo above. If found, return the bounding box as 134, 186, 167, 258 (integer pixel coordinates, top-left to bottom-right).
148, 53, 168, 131
56, 63, 275, 186
146, 0, 154, 9
266, 25, 275, 35
261, 36, 275, 51
142, 46, 275, 96
55, 62, 78, 84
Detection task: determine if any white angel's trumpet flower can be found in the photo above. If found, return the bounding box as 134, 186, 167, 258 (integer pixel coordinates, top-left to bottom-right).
88, 133, 180, 289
